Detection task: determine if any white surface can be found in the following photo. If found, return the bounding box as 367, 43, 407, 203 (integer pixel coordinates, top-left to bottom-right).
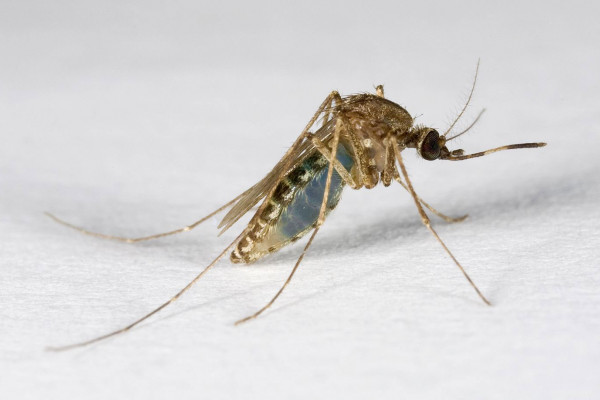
1, 1, 599, 399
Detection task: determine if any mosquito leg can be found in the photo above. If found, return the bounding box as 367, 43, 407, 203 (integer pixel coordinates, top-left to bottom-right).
316, 117, 342, 226
325, 111, 375, 188
315, 108, 372, 189
310, 136, 360, 189
45, 189, 251, 243
234, 117, 344, 325
381, 135, 396, 186
234, 224, 321, 325
320, 91, 341, 128
338, 113, 380, 188
392, 172, 467, 223
312, 108, 375, 190
383, 138, 465, 223
47, 229, 249, 351
335, 115, 365, 186
392, 141, 491, 306
385, 137, 465, 222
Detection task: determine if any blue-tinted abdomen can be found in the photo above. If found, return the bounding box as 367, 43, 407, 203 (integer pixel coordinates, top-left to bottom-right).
253, 142, 354, 254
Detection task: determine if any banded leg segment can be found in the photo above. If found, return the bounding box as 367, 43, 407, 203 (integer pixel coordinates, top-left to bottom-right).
393, 141, 491, 306
320, 91, 342, 129
392, 172, 467, 223
381, 135, 396, 186
47, 228, 250, 351
45, 189, 250, 243
235, 117, 346, 325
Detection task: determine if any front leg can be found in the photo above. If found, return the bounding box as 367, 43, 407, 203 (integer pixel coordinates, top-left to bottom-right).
392, 172, 467, 223
335, 112, 380, 188
393, 141, 490, 306
321, 91, 343, 128
381, 135, 395, 186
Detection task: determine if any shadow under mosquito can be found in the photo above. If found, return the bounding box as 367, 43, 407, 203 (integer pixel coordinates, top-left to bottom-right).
231, 172, 585, 317
133, 290, 244, 328
254, 220, 489, 320
62, 286, 252, 354
66, 169, 589, 346
265, 278, 485, 324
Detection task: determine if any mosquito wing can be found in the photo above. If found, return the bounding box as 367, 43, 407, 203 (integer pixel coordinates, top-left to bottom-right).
217, 118, 337, 234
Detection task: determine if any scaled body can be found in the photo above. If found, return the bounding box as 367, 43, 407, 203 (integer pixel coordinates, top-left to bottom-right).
230, 94, 414, 264
231, 142, 353, 263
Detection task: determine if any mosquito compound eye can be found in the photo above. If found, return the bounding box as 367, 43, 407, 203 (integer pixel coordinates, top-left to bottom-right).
419, 129, 441, 160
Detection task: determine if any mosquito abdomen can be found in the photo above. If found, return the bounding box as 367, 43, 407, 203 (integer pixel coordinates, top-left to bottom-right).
231, 142, 354, 264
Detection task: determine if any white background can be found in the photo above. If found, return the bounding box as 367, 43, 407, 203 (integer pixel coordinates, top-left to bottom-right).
2, 1, 599, 399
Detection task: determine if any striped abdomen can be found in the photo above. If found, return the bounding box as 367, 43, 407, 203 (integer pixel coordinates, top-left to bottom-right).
231, 142, 354, 264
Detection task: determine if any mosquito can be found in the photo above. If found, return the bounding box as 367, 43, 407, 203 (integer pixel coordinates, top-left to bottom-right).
46, 63, 546, 351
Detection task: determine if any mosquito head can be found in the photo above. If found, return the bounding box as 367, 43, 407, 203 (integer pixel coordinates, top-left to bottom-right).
414, 127, 449, 161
